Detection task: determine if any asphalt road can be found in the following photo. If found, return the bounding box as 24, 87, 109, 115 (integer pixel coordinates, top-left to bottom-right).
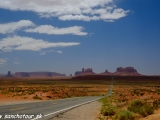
0, 96, 102, 120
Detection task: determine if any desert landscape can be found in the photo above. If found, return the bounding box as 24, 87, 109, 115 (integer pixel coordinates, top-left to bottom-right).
0, 1, 160, 120
1, 74, 160, 120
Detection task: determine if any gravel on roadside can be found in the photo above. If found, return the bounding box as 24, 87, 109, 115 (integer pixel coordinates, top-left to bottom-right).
51, 101, 101, 120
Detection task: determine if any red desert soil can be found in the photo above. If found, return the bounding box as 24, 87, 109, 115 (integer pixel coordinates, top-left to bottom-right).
0, 77, 108, 104
0, 94, 39, 105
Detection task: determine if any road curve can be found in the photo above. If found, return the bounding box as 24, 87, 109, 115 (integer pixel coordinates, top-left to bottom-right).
0, 96, 102, 120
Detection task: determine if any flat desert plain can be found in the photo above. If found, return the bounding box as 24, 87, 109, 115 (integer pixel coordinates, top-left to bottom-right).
0, 77, 109, 102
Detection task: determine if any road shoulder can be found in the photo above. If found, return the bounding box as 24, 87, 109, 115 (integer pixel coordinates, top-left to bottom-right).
51, 101, 101, 120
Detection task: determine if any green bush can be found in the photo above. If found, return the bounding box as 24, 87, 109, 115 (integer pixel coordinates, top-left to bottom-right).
99, 97, 109, 106
116, 110, 136, 120
101, 105, 117, 116
127, 99, 154, 117
99, 97, 117, 116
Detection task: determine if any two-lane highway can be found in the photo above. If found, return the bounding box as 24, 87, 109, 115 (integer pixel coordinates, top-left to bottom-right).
0, 96, 102, 120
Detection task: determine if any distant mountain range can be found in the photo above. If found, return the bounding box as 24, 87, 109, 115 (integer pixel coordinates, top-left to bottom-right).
15, 71, 66, 77
0, 71, 66, 77
75, 67, 141, 76
0, 67, 152, 78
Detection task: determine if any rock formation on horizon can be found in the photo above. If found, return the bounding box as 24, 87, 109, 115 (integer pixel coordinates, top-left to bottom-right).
5, 71, 13, 77
75, 71, 82, 76
101, 69, 112, 75
15, 71, 66, 77
75, 67, 141, 76
15, 72, 30, 77
99, 67, 141, 76
113, 67, 141, 76
75, 68, 95, 76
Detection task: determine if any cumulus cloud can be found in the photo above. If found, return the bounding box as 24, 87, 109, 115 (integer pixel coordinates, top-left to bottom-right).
0, 58, 8, 64
25, 25, 87, 36
0, 36, 80, 52
0, 0, 129, 21
0, 20, 35, 34
0, 20, 87, 36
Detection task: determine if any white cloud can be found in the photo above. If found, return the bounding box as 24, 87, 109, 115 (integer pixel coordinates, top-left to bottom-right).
40, 50, 63, 55
25, 25, 87, 36
57, 51, 63, 54
0, 36, 80, 52
0, 0, 129, 21
0, 20, 87, 36
40, 50, 54, 55
0, 20, 35, 34
0, 58, 8, 64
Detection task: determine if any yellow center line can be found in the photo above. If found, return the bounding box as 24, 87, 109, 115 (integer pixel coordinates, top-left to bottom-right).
10, 107, 26, 111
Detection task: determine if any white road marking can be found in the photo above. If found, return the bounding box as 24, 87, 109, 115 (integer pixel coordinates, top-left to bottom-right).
31, 97, 100, 120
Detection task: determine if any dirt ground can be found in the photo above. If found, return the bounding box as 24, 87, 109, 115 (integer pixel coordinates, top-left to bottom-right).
0, 77, 109, 102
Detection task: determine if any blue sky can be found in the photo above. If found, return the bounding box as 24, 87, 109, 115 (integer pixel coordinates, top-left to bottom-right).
0, 0, 160, 75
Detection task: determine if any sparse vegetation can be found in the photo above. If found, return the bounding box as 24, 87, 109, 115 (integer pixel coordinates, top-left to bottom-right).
99, 97, 117, 118
115, 110, 136, 120
127, 99, 154, 117
99, 96, 156, 120
0, 78, 109, 100
98, 78, 160, 120
101, 105, 117, 116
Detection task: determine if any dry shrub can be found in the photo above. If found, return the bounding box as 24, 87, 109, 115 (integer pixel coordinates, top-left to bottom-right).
127, 99, 154, 117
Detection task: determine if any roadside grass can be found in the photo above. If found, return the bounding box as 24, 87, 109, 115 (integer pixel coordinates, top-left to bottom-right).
99, 85, 160, 120
114, 110, 137, 120
101, 104, 117, 116
127, 99, 154, 117
99, 96, 153, 120
99, 97, 118, 119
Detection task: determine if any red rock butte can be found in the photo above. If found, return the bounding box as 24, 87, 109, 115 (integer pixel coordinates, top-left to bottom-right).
75, 67, 141, 76
75, 68, 96, 76
113, 67, 141, 76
